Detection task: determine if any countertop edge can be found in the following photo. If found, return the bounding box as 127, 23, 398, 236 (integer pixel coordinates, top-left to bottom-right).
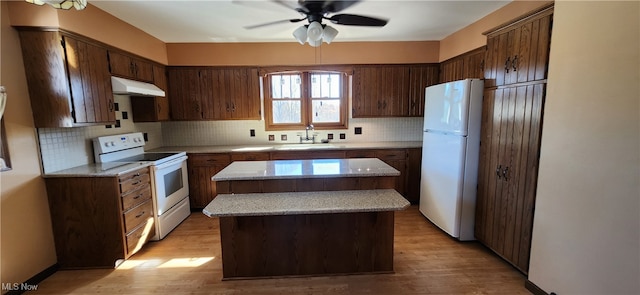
202, 189, 410, 218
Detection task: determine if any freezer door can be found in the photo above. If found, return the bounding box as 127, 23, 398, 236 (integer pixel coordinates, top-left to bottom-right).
423, 79, 471, 135
419, 132, 466, 239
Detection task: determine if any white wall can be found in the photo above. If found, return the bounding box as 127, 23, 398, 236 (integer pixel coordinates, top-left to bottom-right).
529, 2, 640, 294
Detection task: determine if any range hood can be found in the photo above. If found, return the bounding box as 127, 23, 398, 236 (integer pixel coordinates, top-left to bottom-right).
111, 77, 165, 97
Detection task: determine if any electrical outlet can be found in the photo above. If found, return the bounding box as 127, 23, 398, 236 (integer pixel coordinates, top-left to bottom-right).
354, 127, 362, 135
143, 133, 149, 142
328, 133, 334, 140
339, 133, 346, 139
281, 134, 288, 141
250, 129, 255, 137
268, 135, 275, 141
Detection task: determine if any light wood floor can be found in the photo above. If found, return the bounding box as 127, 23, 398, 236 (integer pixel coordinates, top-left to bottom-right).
30, 206, 530, 294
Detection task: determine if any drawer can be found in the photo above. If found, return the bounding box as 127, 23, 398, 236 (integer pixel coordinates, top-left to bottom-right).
119, 167, 150, 183
188, 153, 231, 167
345, 150, 376, 158
123, 200, 154, 234
121, 184, 152, 211
271, 151, 346, 160
126, 220, 155, 255
231, 152, 270, 161
375, 149, 406, 160
119, 173, 150, 194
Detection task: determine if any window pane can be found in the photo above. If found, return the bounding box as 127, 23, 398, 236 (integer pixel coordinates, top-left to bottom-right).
311, 99, 340, 123
272, 100, 301, 124
311, 73, 340, 98
271, 74, 301, 99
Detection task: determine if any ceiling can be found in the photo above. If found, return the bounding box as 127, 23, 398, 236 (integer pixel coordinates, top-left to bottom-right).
90, 0, 511, 43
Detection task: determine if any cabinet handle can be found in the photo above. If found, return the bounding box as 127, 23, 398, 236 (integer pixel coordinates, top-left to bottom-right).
505, 57, 511, 73
480, 59, 485, 71
231, 103, 236, 112
382, 101, 387, 109
512, 55, 518, 72
377, 101, 382, 109
496, 165, 503, 180
502, 166, 509, 181
135, 211, 145, 218
109, 99, 114, 112
131, 180, 141, 185
133, 193, 143, 200
225, 103, 230, 112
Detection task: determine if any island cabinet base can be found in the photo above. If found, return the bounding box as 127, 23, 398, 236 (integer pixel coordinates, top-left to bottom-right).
216, 176, 396, 194
218, 211, 395, 279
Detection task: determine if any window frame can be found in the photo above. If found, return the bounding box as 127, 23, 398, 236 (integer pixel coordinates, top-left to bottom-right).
262, 66, 351, 131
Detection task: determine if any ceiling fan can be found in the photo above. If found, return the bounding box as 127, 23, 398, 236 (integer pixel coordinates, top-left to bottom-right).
244, 0, 388, 46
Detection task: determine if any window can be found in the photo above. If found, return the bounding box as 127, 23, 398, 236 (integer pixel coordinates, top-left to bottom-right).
264, 70, 348, 131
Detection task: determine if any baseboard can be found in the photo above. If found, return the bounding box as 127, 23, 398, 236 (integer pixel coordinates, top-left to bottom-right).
525, 279, 548, 295
2, 263, 58, 295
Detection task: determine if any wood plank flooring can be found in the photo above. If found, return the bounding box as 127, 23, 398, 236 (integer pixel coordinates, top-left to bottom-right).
29, 206, 530, 294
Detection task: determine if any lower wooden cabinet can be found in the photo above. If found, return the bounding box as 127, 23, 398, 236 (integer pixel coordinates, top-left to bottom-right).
187, 147, 422, 209
187, 153, 232, 209
45, 166, 154, 269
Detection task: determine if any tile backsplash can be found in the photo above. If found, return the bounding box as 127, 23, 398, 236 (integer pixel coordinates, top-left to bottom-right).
38, 95, 423, 173
161, 117, 423, 147
38, 95, 163, 173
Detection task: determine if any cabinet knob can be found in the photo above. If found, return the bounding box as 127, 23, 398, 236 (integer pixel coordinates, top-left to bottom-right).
496, 165, 503, 179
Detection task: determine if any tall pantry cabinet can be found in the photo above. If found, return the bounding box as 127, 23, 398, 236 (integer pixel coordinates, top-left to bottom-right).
474, 4, 553, 274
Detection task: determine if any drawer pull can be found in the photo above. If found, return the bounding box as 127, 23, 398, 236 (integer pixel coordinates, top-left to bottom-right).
135, 211, 146, 218
131, 180, 141, 185
133, 193, 143, 200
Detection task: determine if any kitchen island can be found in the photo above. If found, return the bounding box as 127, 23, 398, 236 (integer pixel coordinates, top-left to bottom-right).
204, 158, 410, 279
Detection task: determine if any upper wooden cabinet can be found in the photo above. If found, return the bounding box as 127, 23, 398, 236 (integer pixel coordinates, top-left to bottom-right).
167, 66, 261, 121
108, 50, 154, 83
439, 47, 486, 84
17, 29, 115, 128
484, 7, 553, 88
131, 64, 170, 122
212, 68, 261, 120
352, 64, 439, 118
167, 67, 212, 120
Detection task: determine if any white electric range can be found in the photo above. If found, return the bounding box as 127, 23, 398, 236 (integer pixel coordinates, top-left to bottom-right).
93, 132, 190, 240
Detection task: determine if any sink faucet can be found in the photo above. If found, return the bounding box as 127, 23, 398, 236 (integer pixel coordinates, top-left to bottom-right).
300, 124, 316, 143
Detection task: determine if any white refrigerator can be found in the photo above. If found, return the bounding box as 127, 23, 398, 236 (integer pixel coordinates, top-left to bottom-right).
419, 78, 484, 241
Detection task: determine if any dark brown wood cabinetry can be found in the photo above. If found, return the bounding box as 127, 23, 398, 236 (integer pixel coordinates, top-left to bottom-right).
484, 8, 552, 88
187, 153, 232, 208
440, 47, 486, 83
167, 67, 261, 121
187, 147, 421, 209
213, 68, 262, 120
352, 64, 439, 118
474, 4, 552, 274
17, 29, 116, 128
45, 167, 154, 269
131, 64, 171, 122
108, 50, 154, 82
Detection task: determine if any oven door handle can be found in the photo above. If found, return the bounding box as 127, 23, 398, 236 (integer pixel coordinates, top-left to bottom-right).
153, 156, 188, 171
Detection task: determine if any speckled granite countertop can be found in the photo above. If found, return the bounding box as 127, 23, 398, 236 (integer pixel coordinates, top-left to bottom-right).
148, 141, 422, 154
43, 162, 151, 178
211, 158, 399, 181
202, 189, 410, 217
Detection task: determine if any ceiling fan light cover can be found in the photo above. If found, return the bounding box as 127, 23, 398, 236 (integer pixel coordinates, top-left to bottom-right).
322, 25, 338, 44
292, 26, 308, 45
308, 38, 322, 47
25, 0, 87, 10
306, 21, 323, 41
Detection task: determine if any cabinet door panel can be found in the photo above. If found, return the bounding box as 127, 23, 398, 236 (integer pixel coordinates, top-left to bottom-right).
65, 37, 114, 124
133, 59, 154, 82
408, 65, 439, 116
108, 51, 134, 79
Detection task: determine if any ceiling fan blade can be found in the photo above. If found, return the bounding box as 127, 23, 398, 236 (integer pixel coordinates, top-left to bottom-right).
328, 14, 388, 27
244, 18, 306, 30
322, 0, 360, 13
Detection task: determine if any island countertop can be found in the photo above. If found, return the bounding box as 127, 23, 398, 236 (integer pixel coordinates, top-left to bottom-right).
211, 158, 400, 181
203, 189, 410, 217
